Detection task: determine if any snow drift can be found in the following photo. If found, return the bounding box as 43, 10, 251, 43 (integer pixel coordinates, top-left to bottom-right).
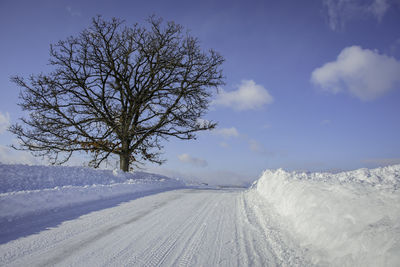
251, 165, 400, 266
0, 164, 185, 221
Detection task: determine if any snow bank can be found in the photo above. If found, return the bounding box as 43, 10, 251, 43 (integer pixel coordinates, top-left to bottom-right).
250, 165, 400, 266
0, 164, 178, 193
0, 164, 185, 221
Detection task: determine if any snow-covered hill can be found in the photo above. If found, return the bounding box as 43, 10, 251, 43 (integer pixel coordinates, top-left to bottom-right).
249, 165, 400, 266
0, 164, 186, 221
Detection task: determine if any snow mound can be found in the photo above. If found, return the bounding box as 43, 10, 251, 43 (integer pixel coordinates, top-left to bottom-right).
251, 165, 400, 266
0, 164, 186, 221
0, 164, 174, 193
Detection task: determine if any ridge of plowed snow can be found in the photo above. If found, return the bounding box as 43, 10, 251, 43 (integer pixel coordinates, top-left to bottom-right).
0, 163, 178, 193
250, 164, 400, 266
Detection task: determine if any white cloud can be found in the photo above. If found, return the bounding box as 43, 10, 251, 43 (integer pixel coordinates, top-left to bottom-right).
0, 112, 10, 134
0, 144, 40, 165
322, 0, 390, 31
212, 80, 273, 110
213, 127, 239, 138
311, 46, 400, 101
178, 153, 208, 167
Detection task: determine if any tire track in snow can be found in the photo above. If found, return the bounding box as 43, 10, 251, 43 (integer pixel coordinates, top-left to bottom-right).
177, 221, 207, 267
176, 199, 220, 266
27, 193, 185, 267
132, 191, 215, 267
211, 200, 225, 265
98, 196, 190, 266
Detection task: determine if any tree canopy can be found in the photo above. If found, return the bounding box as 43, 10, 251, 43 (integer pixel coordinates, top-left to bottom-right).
10, 16, 224, 171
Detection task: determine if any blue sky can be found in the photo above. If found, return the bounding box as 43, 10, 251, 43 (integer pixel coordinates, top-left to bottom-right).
1, 0, 400, 185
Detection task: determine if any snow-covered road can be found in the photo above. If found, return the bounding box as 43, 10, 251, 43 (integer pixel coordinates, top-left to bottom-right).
0, 189, 308, 266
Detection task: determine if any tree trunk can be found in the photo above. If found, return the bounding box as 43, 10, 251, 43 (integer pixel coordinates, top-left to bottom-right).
120, 154, 129, 172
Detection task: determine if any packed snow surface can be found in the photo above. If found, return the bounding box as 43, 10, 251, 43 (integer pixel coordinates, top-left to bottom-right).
1, 189, 310, 266
251, 164, 400, 266
1, 163, 400, 266
0, 164, 185, 221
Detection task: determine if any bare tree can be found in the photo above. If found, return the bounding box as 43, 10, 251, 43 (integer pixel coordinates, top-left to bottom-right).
10, 16, 224, 171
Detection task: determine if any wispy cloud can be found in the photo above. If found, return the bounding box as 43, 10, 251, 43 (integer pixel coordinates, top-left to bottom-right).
322, 0, 390, 31
213, 127, 239, 138
389, 38, 400, 55
219, 142, 230, 148
247, 139, 271, 155
320, 119, 331, 125
311, 46, 400, 101
66, 6, 81, 17
0, 144, 40, 165
212, 80, 273, 111
248, 139, 264, 153
0, 111, 10, 134
246, 137, 285, 158
212, 127, 240, 149
368, 0, 390, 20
212, 125, 275, 156
263, 124, 271, 129
178, 153, 208, 167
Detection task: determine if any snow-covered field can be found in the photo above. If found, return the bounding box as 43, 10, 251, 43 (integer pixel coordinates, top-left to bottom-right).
250, 165, 400, 266
0, 164, 186, 221
1, 163, 399, 266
